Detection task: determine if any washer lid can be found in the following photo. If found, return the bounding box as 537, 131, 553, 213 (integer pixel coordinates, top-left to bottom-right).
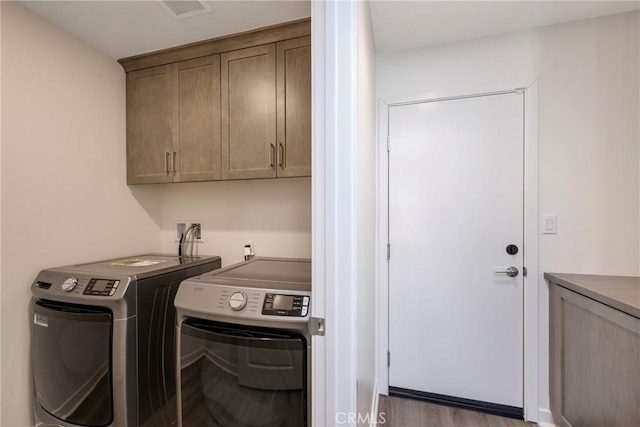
65, 254, 220, 280
198, 258, 311, 291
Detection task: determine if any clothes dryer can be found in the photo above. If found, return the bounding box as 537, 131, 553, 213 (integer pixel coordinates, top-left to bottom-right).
175, 257, 311, 427
31, 254, 221, 427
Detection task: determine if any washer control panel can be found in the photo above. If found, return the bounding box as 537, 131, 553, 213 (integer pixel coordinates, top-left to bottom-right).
83, 279, 120, 296
32, 273, 128, 299
262, 293, 310, 317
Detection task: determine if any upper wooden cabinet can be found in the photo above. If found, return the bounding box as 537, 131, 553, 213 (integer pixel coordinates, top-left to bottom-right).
221, 45, 277, 180
122, 19, 311, 184
127, 65, 173, 184
276, 36, 312, 178
173, 56, 221, 182
220, 36, 311, 180
126, 57, 221, 185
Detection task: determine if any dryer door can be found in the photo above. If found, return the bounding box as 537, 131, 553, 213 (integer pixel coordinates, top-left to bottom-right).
180, 319, 307, 427
32, 300, 113, 427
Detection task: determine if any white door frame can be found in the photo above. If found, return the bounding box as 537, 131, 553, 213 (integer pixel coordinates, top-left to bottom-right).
377, 82, 540, 422
312, 1, 359, 426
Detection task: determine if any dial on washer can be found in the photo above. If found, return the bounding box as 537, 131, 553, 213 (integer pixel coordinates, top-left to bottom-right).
229, 292, 247, 311
61, 277, 78, 292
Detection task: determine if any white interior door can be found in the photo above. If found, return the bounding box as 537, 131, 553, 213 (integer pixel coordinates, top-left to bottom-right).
388, 92, 524, 410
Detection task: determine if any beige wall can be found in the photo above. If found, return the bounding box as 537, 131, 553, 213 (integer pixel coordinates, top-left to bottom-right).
0, 2, 162, 425
377, 10, 640, 421
158, 178, 311, 265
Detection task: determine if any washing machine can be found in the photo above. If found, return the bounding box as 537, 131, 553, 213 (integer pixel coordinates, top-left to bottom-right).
175, 257, 311, 427
31, 253, 221, 427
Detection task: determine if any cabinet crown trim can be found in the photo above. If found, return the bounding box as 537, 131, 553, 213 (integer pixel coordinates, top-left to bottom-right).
118, 18, 311, 73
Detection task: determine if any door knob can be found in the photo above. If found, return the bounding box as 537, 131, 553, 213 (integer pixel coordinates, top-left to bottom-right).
495, 266, 519, 277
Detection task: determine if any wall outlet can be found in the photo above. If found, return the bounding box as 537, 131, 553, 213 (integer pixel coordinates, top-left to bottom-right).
244, 241, 254, 260
176, 222, 186, 240
175, 221, 204, 241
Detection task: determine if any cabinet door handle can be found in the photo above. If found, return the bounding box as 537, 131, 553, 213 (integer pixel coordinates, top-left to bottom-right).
278, 143, 284, 169
172, 151, 177, 173
270, 144, 275, 170
165, 152, 170, 174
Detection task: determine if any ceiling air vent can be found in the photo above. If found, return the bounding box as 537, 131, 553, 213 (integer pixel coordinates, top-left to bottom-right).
160, 0, 213, 20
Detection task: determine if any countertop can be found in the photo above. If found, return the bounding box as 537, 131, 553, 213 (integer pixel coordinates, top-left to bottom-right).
545, 273, 640, 318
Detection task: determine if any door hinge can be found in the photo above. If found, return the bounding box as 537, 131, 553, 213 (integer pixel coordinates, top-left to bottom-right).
387, 350, 391, 367
387, 135, 390, 151
308, 317, 325, 336
523, 266, 528, 277
387, 243, 391, 260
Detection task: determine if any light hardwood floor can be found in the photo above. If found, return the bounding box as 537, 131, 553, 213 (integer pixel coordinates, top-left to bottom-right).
378, 396, 533, 427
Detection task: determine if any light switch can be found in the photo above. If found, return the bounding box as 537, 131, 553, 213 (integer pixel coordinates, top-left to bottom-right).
543, 214, 557, 234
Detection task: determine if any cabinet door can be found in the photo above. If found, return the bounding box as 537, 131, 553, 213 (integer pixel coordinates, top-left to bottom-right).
276, 37, 311, 177
127, 65, 173, 184
221, 45, 276, 180
550, 285, 640, 427
173, 56, 221, 182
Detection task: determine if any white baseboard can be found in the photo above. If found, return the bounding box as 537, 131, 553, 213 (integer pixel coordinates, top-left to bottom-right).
537, 408, 557, 426
370, 381, 379, 427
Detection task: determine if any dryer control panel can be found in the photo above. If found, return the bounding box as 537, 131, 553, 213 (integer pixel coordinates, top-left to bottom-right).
175, 281, 311, 323
262, 293, 310, 317
214, 290, 310, 317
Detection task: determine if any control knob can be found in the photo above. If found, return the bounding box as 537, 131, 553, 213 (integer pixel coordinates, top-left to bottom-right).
229, 292, 247, 311
61, 277, 78, 292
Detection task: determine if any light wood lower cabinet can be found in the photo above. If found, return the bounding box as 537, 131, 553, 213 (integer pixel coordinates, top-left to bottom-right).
550, 284, 640, 427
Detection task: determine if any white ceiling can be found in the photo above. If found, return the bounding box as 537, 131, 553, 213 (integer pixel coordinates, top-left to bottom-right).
19, 1, 311, 59
371, 1, 640, 54
18, 1, 640, 59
